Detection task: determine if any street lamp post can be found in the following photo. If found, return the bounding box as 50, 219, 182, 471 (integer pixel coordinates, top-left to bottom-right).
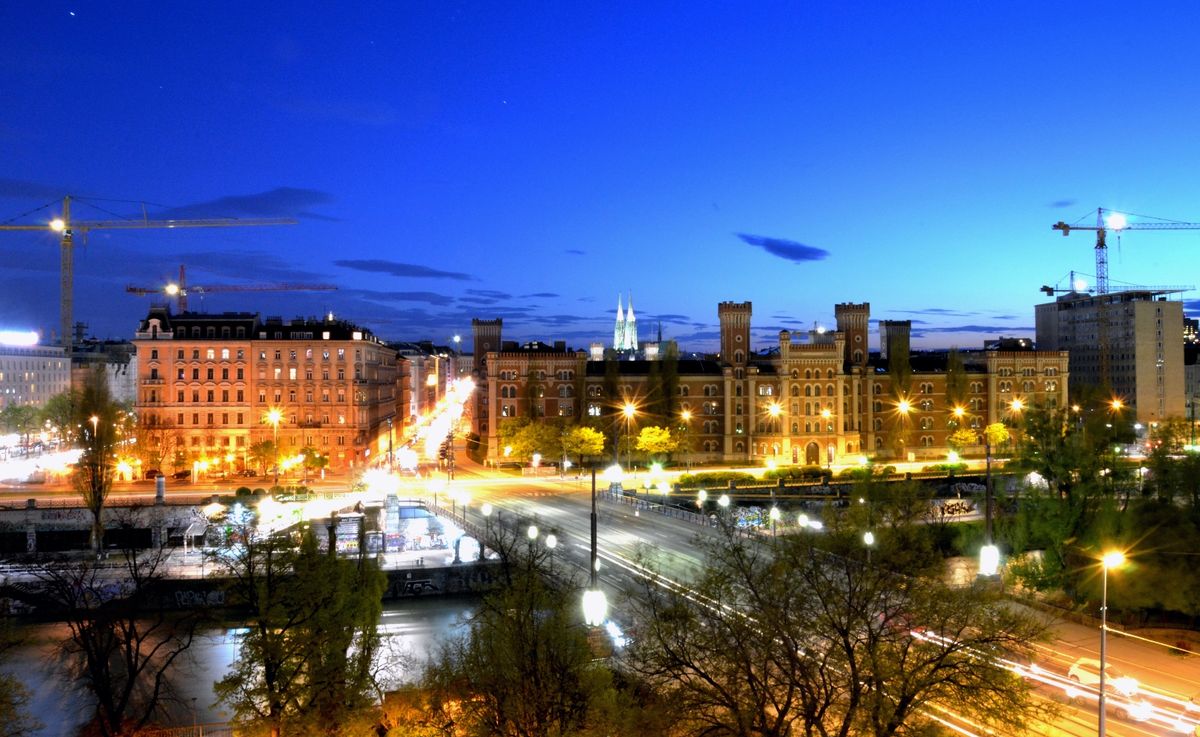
863, 530, 875, 566
622, 403, 636, 474
266, 408, 282, 488
979, 432, 1000, 577
386, 417, 394, 472
582, 464, 609, 626
1099, 551, 1126, 737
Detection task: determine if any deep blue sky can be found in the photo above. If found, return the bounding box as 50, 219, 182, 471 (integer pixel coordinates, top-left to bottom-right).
2, 2, 1199, 352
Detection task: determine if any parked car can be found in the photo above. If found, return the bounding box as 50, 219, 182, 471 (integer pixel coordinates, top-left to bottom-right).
171, 470, 191, 480
1068, 657, 1139, 697
144, 469, 163, 479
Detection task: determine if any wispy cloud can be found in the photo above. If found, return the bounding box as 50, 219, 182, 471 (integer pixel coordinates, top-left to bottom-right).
890, 308, 979, 318
155, 187, 338, 221
335, 259, 474, 281
0, 177, 69, 202
466, 289, 512, 299
1049, 199, 1076, 208
914, 324, 1034, 334
522, 292, 560, 299
737, 233, 829, 264
564, 248, 586, 256
342, 289, 456, 306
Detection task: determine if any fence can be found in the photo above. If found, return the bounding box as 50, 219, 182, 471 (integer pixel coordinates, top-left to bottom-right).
135, 723, 234, 737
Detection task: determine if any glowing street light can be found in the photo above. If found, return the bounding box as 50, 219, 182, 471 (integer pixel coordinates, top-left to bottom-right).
896, 399, 911, 414
696, 489, 708, 508
265, 408, 283, 487
527, 524, 539, 540
1099, 550, 1127, 737
717, 494, 730, 508
863, 529, 875, 565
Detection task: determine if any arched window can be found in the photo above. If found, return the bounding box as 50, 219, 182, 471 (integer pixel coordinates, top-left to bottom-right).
1045, 380, 1058, 391
1023, 380, 1035, 393
791, 369, 800, 379
805, 369, 812, 379
680, 385, 690, 396
919, 417, 933, 430
791, 385, 800, 397
826, 383, 835, 397
734, 350, 744, 364
920, 435, 934, 448
805, 385, 812, 397
919, 399, 933, 411
791, 422, 799, 434
872, 400, 882, 413
873, 417, 882, 431
873, 384, 882, 395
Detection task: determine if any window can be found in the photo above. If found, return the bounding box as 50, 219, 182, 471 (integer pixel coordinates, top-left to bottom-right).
206, 368, 214, 380
919, 399, 933, 411
919, 417, 934, 430
221, 348, 230, 360
150, 349, 159, 360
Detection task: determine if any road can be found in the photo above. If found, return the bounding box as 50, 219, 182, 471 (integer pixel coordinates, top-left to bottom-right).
450, 470, 1200, 737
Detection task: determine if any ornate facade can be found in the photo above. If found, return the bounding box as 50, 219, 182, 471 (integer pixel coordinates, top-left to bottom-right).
473, 301, 1071, 465
132, 308, 397, 475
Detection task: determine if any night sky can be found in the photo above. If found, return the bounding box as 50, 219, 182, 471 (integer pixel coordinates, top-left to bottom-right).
2, 2, 1199, 352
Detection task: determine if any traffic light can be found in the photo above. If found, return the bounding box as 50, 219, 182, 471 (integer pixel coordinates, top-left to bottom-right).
438, 440, 449, 460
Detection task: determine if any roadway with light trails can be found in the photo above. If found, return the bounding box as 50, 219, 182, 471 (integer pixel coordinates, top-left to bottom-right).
446, 466, 1200, 737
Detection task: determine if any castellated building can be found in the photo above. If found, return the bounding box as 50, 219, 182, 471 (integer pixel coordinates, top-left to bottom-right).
471, 301, 1070, 465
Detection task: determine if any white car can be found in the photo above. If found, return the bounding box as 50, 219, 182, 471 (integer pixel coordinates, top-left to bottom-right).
1068, 657, 1139, 697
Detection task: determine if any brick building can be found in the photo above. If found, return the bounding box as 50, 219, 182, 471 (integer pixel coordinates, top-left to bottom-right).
133, 308, 397, 475
471, 301, 1070, 465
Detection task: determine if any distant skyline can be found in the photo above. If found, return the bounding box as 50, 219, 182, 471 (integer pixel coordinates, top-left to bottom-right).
2, 2, 1199, 353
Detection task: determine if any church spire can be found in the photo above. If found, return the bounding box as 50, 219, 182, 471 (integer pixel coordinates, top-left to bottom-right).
623, 292, 638, 351
614, 294, 625, 350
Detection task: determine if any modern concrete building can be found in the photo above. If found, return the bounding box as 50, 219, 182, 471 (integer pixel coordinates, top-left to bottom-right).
1036, 290, 1185, 422
0, 343, 71, 410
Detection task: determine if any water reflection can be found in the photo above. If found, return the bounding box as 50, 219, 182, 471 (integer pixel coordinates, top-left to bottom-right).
3, 596, 478, 737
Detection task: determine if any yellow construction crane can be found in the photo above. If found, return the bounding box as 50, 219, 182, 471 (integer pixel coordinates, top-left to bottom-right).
126, 264, 336, 311
0, 195, 294, 353
1052, 207, 1200, 294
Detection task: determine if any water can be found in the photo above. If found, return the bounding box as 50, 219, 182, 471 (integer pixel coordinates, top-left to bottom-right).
4, 596, 478, 736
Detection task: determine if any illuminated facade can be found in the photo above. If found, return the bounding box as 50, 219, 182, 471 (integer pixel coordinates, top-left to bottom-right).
0, 344, 71, 410
1036, 290, 1185, 422
473, 301, 1070, 464
133, 308, 397, 475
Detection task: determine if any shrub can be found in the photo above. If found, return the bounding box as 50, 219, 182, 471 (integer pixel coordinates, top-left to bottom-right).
235, 486, 252, 496
763, 465, 830, 483
922, 463, 968, 474
676, 471, 757, 488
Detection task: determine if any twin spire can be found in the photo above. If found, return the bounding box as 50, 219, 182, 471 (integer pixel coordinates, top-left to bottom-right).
613, 293, 638, 351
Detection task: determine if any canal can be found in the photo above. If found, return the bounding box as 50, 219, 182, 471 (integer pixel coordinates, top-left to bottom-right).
5, 595, 479, 736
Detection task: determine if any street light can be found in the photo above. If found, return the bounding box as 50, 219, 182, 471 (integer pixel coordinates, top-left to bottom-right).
266, 408, 283, 487
582, 465, 609, 627
622, 402, 637, 472
680, 409, 693, 470
769, 506, 781, 537
863, 530, 875, 565
1099, 551, 1127, 737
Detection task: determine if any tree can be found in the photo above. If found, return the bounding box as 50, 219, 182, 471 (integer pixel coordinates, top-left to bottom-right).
215, 527, 387, 737
248, 440, 276, 475
416, 527, 672, 737
40, 389, 79, 445
0, 404, 38, 452
945, 348, 967, 410
0, 618, 37, 735
947, 427, 978, 451
35, 538, 199, 737
984, 422, 1010, 449
628, 521, 1049, 737
635, 425, 678, 461
561, 425, 606, 468
300, 446, 329, 483
134, 418, 181, 476
73, 366, 120, 554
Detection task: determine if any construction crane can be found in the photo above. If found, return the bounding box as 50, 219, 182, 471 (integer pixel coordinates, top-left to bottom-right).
0, 195, 294, 353
126, 264, 337, 311
1052, 207, 1200, 294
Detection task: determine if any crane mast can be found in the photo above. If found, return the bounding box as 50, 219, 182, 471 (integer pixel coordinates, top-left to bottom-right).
0, 195, 294, 353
